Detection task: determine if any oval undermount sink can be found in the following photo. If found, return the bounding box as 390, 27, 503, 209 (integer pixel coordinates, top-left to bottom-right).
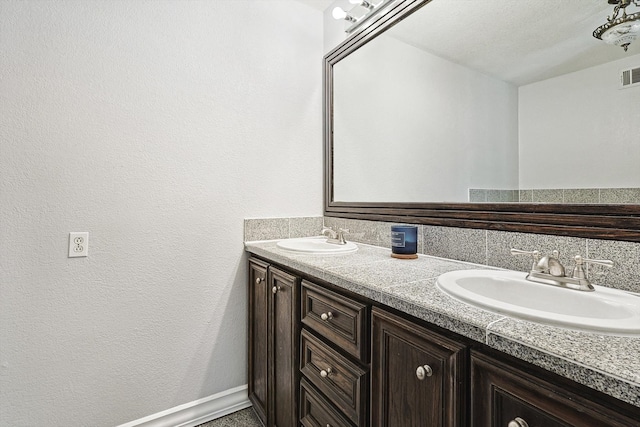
436, 270, 640, 336
276, 236, 358, 254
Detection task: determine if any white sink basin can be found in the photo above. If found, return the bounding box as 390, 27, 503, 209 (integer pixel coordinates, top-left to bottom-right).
437, 270, 640, 336
276, 237, 358, 254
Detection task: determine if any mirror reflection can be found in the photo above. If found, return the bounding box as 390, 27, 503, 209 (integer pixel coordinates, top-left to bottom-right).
332, 0, 640, 204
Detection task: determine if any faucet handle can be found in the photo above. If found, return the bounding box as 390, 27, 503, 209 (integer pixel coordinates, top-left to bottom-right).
511, 249, 540, 272
572, 255, 614, 280
337, 228, 350, 244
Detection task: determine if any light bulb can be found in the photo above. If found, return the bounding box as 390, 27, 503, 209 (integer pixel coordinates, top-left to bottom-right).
332, 6, 347, 20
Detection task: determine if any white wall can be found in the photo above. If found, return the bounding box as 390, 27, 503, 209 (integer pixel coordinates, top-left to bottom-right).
0, 1, 323, 426
519, 54, 640, 189
333, 35, 519, 202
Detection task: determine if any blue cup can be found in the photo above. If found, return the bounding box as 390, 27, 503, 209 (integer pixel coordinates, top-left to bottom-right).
391, 225, 418, 255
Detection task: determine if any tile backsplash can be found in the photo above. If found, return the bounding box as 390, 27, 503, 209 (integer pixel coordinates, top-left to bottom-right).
244, 216, 640, 293
469, 187, 640, 204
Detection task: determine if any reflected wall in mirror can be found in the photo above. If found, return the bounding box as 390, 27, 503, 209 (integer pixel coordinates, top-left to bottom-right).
324, 0, 640, 241
332, 0, 640, 204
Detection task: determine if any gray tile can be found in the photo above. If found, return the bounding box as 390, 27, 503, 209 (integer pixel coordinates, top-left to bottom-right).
519, 189, 533, 202
323, 216, 346, 231
197, 408, 262, 427
244, 218, 289, 241
587, 239, 640, 292
381, 279, 505, 342
486, 189, 502, 202
423, 225, 487, 265
288, 216, 323, 238
342, 218, 384, 245
564, 188, 599, 204
532, 189, 563, 203
600, 188, 640, 204
469, 189, 487, 202
486, 230, 586, 273
505, 190, 519, 202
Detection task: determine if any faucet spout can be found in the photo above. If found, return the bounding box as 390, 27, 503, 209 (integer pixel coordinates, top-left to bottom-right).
321, 226, 349, 245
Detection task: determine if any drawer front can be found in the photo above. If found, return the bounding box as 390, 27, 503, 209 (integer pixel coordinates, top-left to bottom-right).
300, 378, 354, 427
300, 329, 368, 427
301, 280, 368, 362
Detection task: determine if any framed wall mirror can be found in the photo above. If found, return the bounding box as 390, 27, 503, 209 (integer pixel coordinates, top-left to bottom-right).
324, 0, 640, 242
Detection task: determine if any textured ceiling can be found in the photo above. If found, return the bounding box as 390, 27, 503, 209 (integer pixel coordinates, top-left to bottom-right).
294, 0, 334, 12
387, 0, 640, 85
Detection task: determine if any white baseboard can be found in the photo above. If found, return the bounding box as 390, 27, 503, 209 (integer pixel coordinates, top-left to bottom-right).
117, 384, 252, 427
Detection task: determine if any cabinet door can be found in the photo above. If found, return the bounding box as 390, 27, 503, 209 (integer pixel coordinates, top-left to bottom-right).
372, 307, 467, 427
248, 258, 269, 425
471, 350, 640, 427
269, 266, 300, 427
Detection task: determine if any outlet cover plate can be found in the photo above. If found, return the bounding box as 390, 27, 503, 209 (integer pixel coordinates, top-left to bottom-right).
69, 232, 89, 257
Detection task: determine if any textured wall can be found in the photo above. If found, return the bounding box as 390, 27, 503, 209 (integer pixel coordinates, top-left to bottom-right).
332, 34, 519, 203
0, 1, 323, 426
519, 53, 640, 189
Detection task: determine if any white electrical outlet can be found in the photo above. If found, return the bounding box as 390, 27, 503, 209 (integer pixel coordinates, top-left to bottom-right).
69, 232, 89, 257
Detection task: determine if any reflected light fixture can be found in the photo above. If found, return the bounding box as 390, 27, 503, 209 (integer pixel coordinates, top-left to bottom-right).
593, 0, 640, 51
332, 0, 393, 34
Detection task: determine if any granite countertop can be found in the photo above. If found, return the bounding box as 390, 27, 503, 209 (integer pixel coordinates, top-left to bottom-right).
244, 239, 640, 408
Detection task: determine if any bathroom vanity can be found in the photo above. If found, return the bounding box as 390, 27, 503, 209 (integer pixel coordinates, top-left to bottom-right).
245, 240, 640, 427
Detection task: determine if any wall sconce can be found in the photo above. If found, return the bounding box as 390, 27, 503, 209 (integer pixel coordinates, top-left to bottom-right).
593, 0, 640, 51
332, 0, 393, 34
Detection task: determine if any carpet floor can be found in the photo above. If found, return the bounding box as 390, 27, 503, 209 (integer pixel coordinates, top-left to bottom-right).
195, 407, 262, 427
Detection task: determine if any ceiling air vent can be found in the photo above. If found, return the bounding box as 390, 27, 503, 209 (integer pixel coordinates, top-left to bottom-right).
620, 66, 640, 89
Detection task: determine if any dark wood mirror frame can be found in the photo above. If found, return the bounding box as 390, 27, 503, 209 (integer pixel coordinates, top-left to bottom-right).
323, 0, 640, 242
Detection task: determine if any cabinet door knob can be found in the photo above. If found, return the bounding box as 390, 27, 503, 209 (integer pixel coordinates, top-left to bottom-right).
416, 365, 433, 380
320, 312, 333, 321
320, 367, 332, 378
508, 417, 529, 427
272, 286, 281, 294
255, 277, 263, 284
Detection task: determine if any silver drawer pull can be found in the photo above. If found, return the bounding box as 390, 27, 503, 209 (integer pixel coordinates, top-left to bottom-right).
320, 312, 333, 321
320, 367, 332, 378
272, 286, 281, 294
415, 365, 433, 380
508, 417, 529, 427
255, 277, 263, 284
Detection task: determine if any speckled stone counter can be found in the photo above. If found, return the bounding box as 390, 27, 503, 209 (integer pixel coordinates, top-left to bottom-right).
244, 239, 640, 408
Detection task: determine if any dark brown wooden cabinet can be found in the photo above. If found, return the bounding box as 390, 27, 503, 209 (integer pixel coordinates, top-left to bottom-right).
248, 259, 299, 427
249, 256, 640, 427
248, 258, 269, 424
471, 350, 640, 427
371, 307, 467, 427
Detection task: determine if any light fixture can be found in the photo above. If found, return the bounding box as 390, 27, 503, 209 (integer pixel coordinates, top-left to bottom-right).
332, 0, 393, 34
349, 0, 374, 9
593, 0, 640, 51
332, 6, 356, 23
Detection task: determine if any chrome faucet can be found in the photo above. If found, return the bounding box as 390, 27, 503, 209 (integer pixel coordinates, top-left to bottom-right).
321, 226, 349, 245
511, 248, 614, 292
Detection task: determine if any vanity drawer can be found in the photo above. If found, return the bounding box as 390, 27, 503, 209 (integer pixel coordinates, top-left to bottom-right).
300, 329, 368, 427
301, 280, 368, 362
300, 378, 354, 427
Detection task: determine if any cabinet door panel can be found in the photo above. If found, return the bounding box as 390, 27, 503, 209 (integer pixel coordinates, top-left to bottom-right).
248, 259, 269, 425
471, 350, 640, 427
270, 267, 299, 427
372, 307, 466, 427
